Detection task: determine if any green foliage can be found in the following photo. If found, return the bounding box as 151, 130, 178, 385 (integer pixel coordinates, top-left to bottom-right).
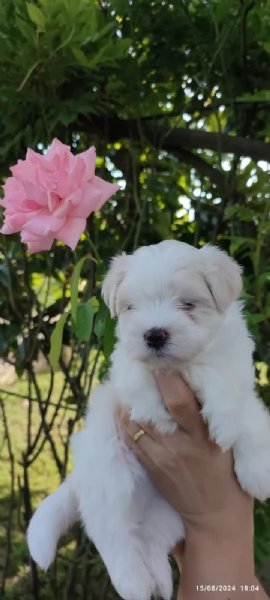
72, 301, 94, 341
94, 300, 110, 341
70, 256, 90, 323
49, 311, 70, 369
103, 313, 117, 362
1, 0, 270, 597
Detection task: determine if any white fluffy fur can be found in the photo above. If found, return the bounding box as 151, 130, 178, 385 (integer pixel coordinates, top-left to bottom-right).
27, 241, 270, 600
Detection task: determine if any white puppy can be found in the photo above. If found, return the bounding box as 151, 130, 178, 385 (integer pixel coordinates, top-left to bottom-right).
28, 241, 270, 600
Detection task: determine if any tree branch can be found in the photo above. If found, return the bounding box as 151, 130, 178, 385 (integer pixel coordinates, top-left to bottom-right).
0, 397, 15, 596
147, 123, 270, 162
173, 148, 229, 195
75, 116, 270, 163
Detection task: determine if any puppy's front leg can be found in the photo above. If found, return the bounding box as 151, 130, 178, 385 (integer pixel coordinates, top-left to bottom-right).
233, 395, 270, 501
184, 368, 244, 452
186, 369, 270, 501
112, 355, 176, 434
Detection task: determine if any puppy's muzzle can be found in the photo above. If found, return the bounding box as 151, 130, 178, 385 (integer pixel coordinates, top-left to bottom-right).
144, 328, 169, 350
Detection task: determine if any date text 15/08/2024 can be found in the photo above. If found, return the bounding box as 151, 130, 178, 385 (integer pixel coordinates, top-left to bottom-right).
195, 585, 260, 592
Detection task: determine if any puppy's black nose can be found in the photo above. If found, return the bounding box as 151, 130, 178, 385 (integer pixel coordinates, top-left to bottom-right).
144, 328, 169, 349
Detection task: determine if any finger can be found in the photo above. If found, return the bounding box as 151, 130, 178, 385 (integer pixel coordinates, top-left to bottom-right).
155, 373, 206, 436
115, 405, 130, 427
115, 405, 130, 439
123, 418, 159, 457
130, 418, 163, 441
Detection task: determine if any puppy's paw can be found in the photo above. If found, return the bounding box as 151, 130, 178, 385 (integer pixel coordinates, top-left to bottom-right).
234, 446, 270, 501
109, 552, 155, 600
146, 548, 173, 600
130, 406, 176, 436
202, 409, 239, 452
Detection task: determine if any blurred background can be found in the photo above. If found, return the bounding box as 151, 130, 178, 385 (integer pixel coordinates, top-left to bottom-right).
0, 0, 270, 598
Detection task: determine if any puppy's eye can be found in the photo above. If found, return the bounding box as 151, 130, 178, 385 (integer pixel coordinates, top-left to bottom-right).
182, 302, 196, 310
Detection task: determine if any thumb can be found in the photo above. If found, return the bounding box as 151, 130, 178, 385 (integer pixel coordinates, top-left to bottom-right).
155, 373, 204, 435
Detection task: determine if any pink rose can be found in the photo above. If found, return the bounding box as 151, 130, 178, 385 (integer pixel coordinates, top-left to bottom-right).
0, 139, 120, 253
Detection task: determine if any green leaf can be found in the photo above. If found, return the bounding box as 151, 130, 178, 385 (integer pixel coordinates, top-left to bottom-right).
87, 1, 97, 36
86, 38, 131, 69
106, 77, 126, 95
236, 91, 270, 103
90, 296, 99, 314
71, 47, 91, 67
26, 3, 46, 31
91, 21, 115, 42
153, 211, 171, 240
103, 313, 117, 360
247, 313, 266, 325
263, 42, 270, 54
96, 260, 107, 279
94, 38, 131, 66
15, 16, 34, 41
229, 236, 256, 254
15, 365, 24, 379
70, 256, 89, 322
105, 38, 131, 59
214, 0, 237, 23
72, 301, 94, 341
58, 110, 78, 126
49, 312, 70, 370
38, 0, 50, 10
94, 300, 108, 340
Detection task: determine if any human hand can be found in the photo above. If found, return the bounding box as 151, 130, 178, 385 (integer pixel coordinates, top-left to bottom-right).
115, 374, 267, 598
115, 373, 253, 546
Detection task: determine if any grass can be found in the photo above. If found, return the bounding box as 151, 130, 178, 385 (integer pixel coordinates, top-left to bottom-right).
0, 370, 85, 599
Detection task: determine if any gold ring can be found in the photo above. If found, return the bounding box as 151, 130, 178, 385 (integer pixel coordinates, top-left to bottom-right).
133, 428, 145, 443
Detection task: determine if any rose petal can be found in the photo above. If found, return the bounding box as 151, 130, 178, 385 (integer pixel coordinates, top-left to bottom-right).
2, 177, 24, 195
56, 217, 86, 249
0, 193, 25, 210
26, 236, 55, 254
10, 160, 38, 184
1, 213, 32, 232
23, 213, 66, 236
26, 148, 46, 166
21, 230, 41, 242
45, 138, 71, 160
53, 173, 75, 199
1, 208, 45, 232
69, 156, 86, 186
69, 184, 102, 217
79, 147, 96, 182
23, 180, 48, 206
1, 222, 17, 234
36, 165, 57, 191
91, 176, 120, 210
53, 189, 83, 219
53, 156, 85, 199
48, 192, 59, 213
4, 199, 39, 214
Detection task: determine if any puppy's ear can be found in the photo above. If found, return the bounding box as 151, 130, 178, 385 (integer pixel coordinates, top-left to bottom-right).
101, 253, 130, 317
199, 245, 242, 312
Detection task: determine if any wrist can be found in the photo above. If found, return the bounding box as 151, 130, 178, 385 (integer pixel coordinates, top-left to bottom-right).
179, 518, 256, 599
184, 530, 255, 578
184, 494, 254, 556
